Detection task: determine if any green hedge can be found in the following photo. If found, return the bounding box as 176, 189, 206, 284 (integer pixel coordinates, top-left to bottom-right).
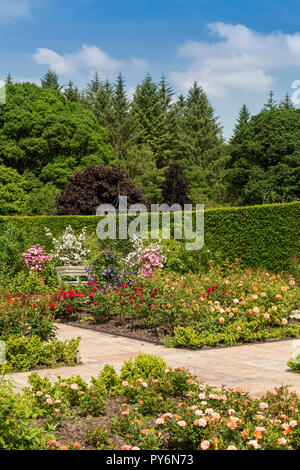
203, 202, 300, 272
6, 202, 300, 272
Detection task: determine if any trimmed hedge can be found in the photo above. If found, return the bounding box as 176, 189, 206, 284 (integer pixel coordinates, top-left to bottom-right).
203, 202, 300, 272
6, 201, 300, 272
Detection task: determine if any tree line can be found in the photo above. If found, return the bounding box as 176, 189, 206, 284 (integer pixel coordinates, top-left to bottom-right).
0, 70, 299, 215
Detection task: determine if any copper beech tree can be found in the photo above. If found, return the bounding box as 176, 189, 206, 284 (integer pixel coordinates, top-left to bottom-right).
55, 166, 149, 215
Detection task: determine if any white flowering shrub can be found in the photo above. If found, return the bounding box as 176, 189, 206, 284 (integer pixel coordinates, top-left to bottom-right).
123, 235, 144, 269
45, 226, 90, 266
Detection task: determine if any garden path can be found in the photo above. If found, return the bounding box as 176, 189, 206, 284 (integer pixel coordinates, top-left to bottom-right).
6, 323, 300, 396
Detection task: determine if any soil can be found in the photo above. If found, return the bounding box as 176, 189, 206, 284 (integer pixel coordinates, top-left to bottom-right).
60, 312, 171, 344
41, 397, 126, 450
58, 312, 300, 350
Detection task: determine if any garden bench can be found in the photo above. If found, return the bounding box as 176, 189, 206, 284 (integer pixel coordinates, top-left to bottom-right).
55, 266, 89, 284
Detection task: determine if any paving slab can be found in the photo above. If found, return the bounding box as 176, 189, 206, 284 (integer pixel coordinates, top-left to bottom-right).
5, 323, 300, 397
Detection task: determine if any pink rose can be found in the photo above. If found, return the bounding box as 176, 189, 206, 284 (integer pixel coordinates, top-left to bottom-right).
201, 440, 210, 450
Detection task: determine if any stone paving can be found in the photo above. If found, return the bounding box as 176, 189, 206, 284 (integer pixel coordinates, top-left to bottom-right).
6, 323, 300, 396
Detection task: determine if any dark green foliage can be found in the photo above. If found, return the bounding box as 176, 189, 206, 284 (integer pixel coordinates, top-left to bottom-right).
25, 183, 60, 215
203, 202, 300, 272
160, 162, 192, 206
1, 73, 299, 210
0, 82, 115, 214
131, 74, 172, 168
172, 82, 228, 205
6, 201, 300, 272
0, 218, 28, 277
228, 104, 300, 205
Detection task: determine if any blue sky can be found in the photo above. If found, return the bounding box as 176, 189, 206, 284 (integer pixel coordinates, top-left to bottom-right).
1, 0, 300, 138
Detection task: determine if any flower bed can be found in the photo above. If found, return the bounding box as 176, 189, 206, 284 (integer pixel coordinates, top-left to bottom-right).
1, 354, 299, 450
0, 291, 80, 372
50, 265, 300, 349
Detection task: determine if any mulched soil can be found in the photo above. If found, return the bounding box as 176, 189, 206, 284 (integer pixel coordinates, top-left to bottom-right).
60, 312, 172, 344
58, 312, 300, 350
44, 396, 126, 450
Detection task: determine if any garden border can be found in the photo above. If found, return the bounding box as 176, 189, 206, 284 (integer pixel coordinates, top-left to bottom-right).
6, 201, 300, 272
56, 322, 300, 352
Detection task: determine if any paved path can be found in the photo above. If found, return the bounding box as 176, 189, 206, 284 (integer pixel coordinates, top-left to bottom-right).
6, 324, 300, 397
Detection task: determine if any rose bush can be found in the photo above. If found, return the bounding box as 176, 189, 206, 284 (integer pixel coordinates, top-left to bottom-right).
47, 263, 300, 348
1, 355, 298, 450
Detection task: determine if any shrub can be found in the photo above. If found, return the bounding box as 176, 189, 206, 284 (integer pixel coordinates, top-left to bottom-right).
23, 245, 50, 272
45, 225, 90, 266
0, 381, 49, 450
7, 201, 300, 272
120, 353, 167, 382
287, 355, 300, 372
1, 356, 300, 450
0, 292, 55, 341
3, 335, 80, 372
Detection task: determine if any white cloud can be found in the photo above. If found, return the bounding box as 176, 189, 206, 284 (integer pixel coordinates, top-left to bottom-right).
170, 23, 300, 97
33, 48, 75, 74
76, 44, 124, 71
130, 58, 149, 71
0, 0, 41, 21
33, 44, 148, 77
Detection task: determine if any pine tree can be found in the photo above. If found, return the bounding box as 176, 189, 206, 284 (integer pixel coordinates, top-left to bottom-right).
110, 73, 139, 162
131, 74, 171, 168
158, 75, 174, 113
160, 162, 191, 206
279, 93, 294, 109
6, 73, 12, 84
121, 144, 164, 203
41, 69, 61, 90
172, 82, 227, 204
64, 81, 80, 102
263, 90, 277, 111
82, 72, 114, 129
230, 104, 251, 144
175, 82, 224, 167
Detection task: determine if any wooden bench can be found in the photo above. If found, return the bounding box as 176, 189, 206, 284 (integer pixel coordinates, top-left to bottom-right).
55, 266, 89, 284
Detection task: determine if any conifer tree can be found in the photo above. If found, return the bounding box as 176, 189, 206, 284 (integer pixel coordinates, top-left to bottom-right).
230, 104, 251, 144
131, 74, 171, 168
82, 72, 114, 129
6, 73, 12, 84
174, 82, 224, 168
110, 73, 139, 161
64, 80, 80, 102
158, 75, 174, 113
172, 82, 227, 204
263, 90, 277, 111
160, 162, 191, 206
41, 69, 61, 90
279, 93, 294, 109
